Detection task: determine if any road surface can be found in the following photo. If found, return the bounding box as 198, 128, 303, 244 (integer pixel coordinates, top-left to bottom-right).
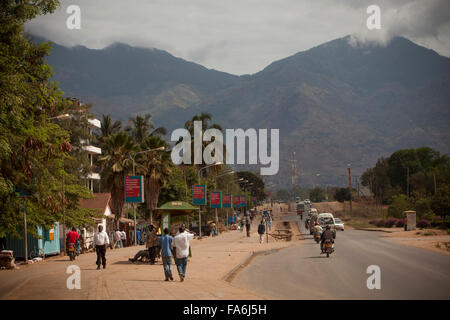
233, 213, 450, 299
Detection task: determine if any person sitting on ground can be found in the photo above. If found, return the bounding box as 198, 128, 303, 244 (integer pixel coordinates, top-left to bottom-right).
129, 249, 150, 263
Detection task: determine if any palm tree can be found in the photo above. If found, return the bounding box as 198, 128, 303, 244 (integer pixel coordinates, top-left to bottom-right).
97, 114, 122, 143
135, 135, 172, 225
126, 113, 167, 144
183, 112, 224, 178
98, 132, 135, 229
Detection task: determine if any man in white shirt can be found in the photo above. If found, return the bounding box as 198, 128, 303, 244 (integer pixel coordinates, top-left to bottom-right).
114, 230, 122, 248
173, 225, 194, 282
93, 225, 110, 270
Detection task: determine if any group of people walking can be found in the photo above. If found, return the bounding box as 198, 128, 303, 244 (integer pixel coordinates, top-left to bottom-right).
129, 224, 194, 282
71, 207, 270, 280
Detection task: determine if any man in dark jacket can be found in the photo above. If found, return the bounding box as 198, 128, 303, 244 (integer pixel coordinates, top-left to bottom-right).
320, 225, 334, 252
258, 220, 266, 243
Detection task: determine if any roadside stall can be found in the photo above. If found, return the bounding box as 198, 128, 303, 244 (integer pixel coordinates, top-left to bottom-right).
155, 201, 198, 236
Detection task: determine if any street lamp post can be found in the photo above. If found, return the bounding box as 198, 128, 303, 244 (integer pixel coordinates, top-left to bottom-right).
197, 162, 222, 239
129, 146, 165, 245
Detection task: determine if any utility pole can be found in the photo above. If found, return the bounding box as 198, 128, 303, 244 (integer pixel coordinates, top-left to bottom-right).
62, 159, 66, 256
433, 172, 437, 195
348, 165, 352, 213
406, 167, 410, 197
24, 200, 28, 263
290, 152, 297, 205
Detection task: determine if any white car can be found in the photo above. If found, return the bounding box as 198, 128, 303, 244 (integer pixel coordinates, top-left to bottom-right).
334, 218, 345, 231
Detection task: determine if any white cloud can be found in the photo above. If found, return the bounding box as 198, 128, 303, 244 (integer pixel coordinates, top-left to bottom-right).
25, 0, 450, 75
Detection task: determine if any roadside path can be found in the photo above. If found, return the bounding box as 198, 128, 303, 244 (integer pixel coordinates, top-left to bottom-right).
0, 204, 294, 300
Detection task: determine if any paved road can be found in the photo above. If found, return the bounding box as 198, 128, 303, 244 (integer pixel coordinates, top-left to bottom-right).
234, 213, 450, 299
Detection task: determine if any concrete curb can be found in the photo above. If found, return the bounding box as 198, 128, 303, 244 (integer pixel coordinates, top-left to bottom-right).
222, 246, 292, 283
354, 228, 393, 233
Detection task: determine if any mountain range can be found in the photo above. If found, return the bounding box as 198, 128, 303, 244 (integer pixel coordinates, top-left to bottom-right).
34, 35, 450, 187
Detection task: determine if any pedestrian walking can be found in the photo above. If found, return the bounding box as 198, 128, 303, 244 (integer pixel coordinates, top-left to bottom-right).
114, 229, 122, 248
120, 229, 127, 247
158, 228, 174, 281
146, 224, 158, 264
93, 225, 109, 270
258, 220, 266, 244
136, 229, 141, 245
245, 216, 251, 237
173, 225, 194, 282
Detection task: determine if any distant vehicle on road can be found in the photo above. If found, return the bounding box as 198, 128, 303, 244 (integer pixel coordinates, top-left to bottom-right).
309, 208, 318, 216
318, 213, 337, 238
297, 201, 305, 216
334, 218, 345, 231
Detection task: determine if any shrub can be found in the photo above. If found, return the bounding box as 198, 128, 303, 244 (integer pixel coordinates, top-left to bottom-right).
369, 219, 378, 225
375, 220, 385, 227
385, 218, 399, 228
396, 219, 406, 227
416, 219, 431, 229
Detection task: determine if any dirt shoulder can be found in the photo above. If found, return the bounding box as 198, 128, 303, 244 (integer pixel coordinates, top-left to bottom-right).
379, 228, 450, 255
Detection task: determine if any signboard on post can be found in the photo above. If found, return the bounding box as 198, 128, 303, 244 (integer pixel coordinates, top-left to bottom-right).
210, 191, 222, 208
223, 194, 232, 208
193, 185, 207, 205
240, 195, 247, 207
125, 176, 144, 203
233, 195, 240, 208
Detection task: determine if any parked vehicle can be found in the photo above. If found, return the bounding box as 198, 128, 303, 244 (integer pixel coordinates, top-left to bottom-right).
322, 239, 334, 258
334, 218, 345, 231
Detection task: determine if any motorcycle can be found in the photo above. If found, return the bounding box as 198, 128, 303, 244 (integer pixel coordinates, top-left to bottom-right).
321, 239, 334, 258
67, 242, 76, 261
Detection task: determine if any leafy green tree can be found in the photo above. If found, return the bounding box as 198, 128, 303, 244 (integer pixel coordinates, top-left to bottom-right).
388, 195, 413, 218
309, 187, 325, 202
236, 171, 265, 201
334, 188, 351, 203
0, 0, 97, 237
431, 184, 450, 219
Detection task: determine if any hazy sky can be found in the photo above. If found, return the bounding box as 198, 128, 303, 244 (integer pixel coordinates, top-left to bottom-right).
26, 0, 450, 75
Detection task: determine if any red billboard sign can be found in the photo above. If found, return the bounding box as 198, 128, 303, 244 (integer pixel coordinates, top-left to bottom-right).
125, 176, 144, 203
210, 191, 221, 208
192, 185, 206, 205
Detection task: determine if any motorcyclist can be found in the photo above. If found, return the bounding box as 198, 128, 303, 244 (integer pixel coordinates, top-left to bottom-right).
320, 225, 334, 252
66, 227, 79, 255
313, 222, 323, 239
